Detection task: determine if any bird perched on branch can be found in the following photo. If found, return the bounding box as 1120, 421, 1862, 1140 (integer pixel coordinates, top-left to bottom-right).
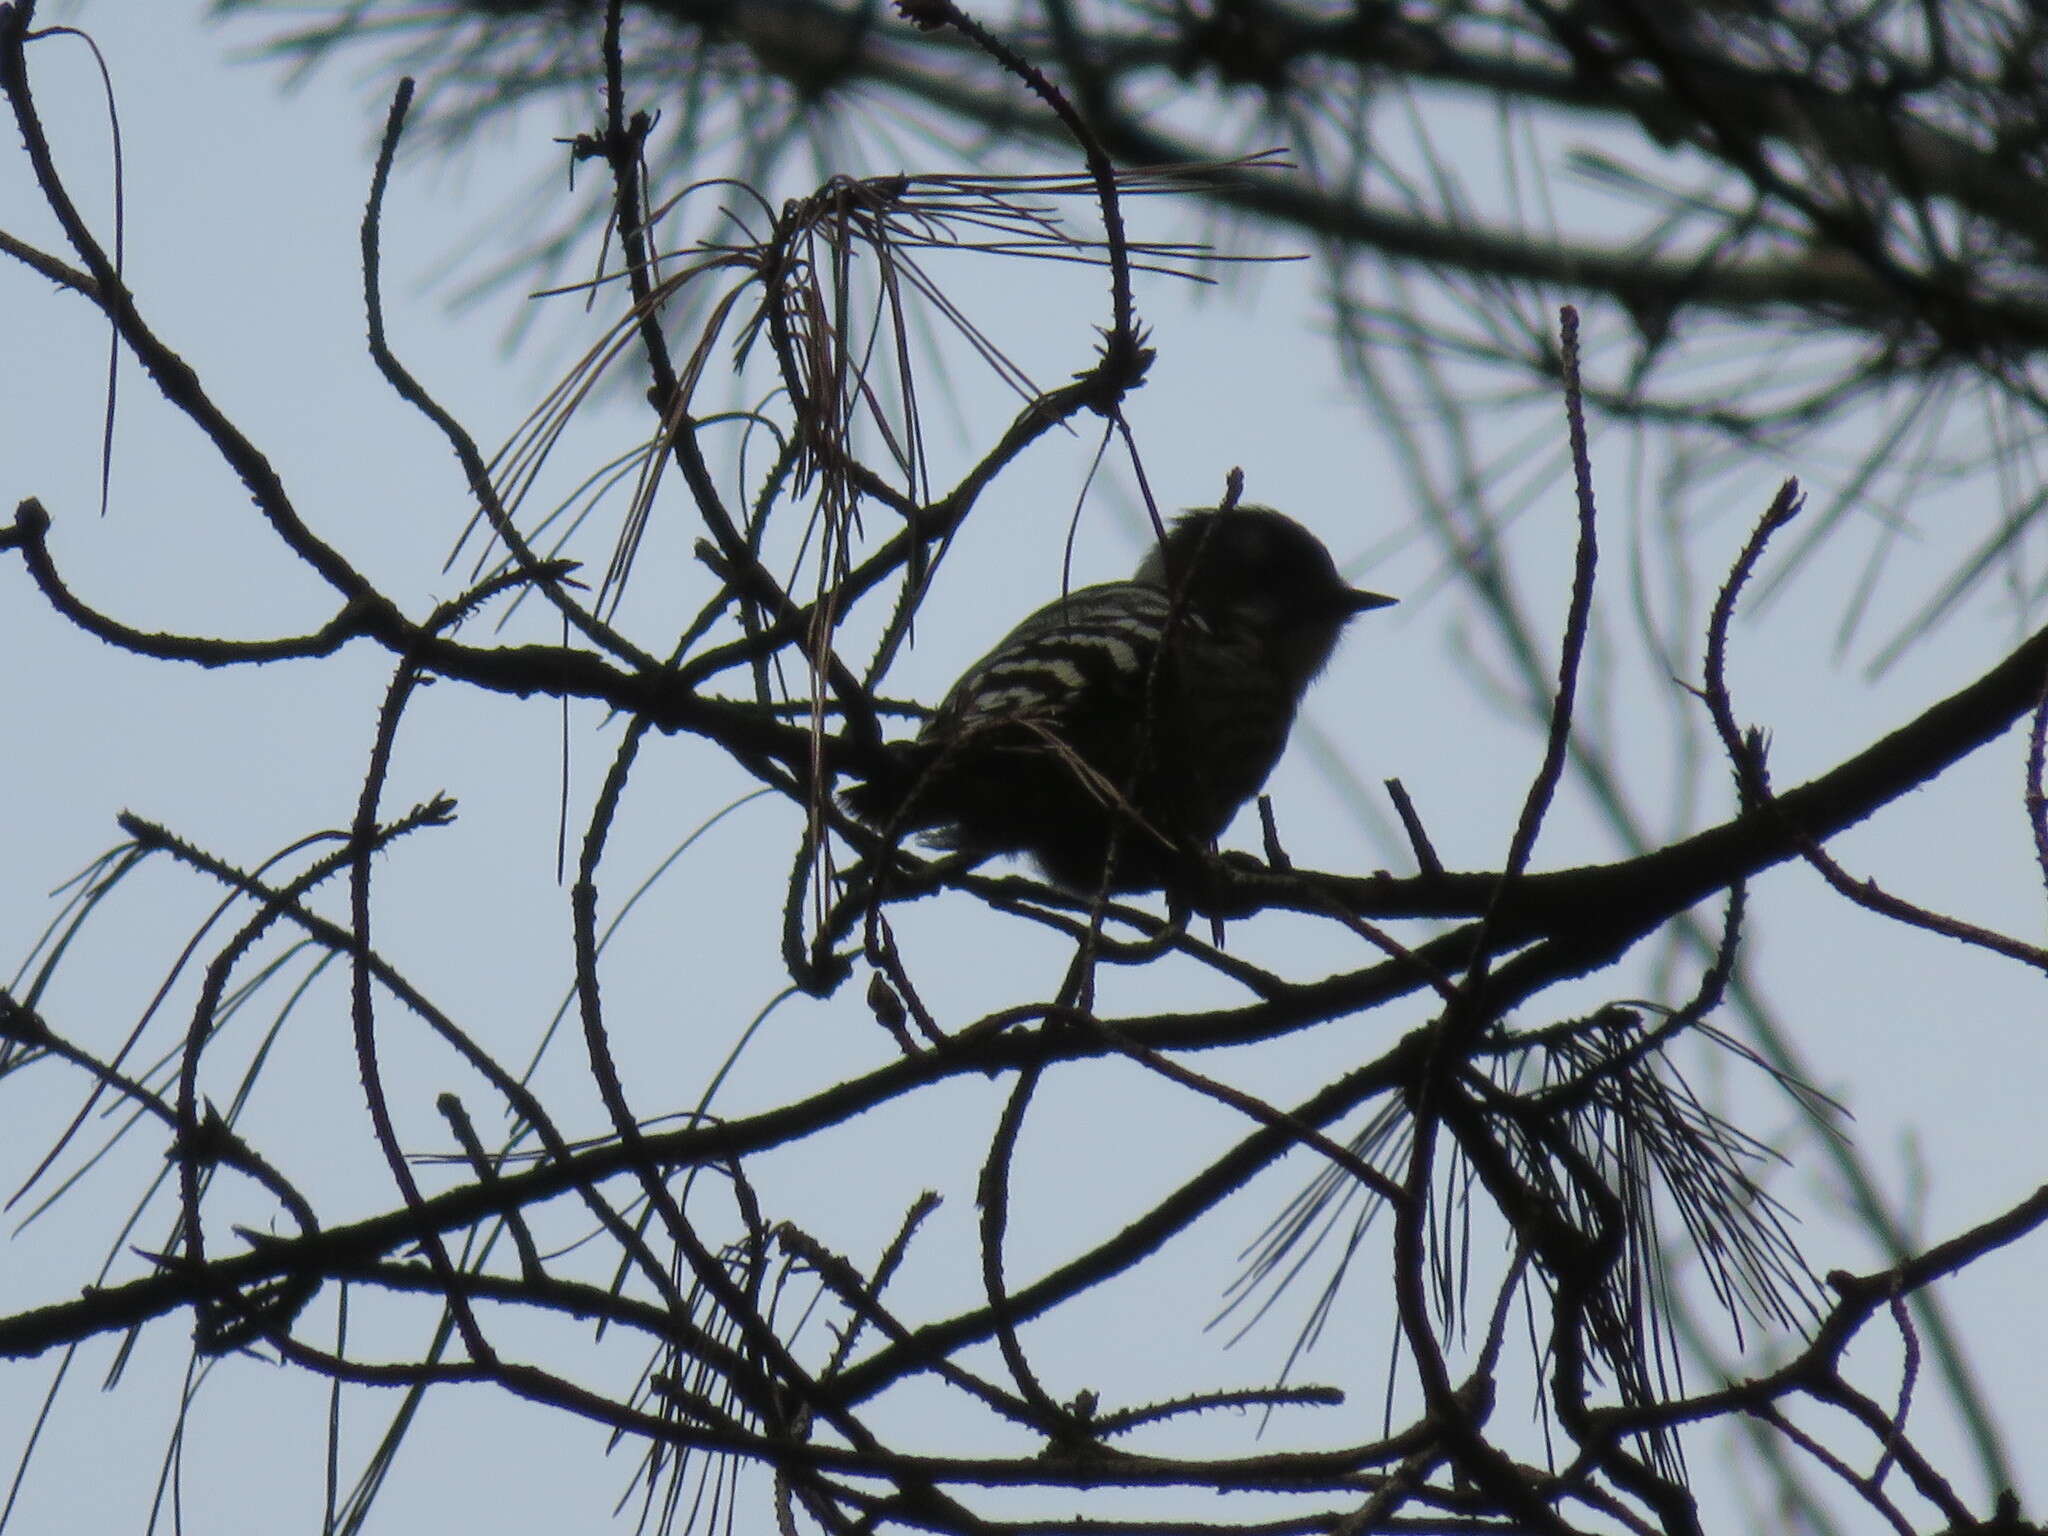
842, 504, 1395, 893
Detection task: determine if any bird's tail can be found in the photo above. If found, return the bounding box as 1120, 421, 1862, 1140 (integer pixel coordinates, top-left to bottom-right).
837, 741, 928, 830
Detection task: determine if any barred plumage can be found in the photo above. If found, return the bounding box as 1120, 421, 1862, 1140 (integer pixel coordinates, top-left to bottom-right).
843, 505, 1395, 892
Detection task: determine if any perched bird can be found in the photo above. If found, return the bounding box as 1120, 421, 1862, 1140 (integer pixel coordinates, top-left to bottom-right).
842, 505, 1395, 893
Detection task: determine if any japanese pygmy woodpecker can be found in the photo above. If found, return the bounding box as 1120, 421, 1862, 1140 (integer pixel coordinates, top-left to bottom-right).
842, 504, 1395, 892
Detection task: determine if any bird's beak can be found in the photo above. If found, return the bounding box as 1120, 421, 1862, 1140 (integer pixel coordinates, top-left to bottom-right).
1343, 588, 1398, 614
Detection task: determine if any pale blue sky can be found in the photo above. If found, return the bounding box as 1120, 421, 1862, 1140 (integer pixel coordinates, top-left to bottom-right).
4, 4, 2045, 1531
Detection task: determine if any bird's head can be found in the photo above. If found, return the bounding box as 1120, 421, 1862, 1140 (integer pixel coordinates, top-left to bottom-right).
1135, 505, 1395, 687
